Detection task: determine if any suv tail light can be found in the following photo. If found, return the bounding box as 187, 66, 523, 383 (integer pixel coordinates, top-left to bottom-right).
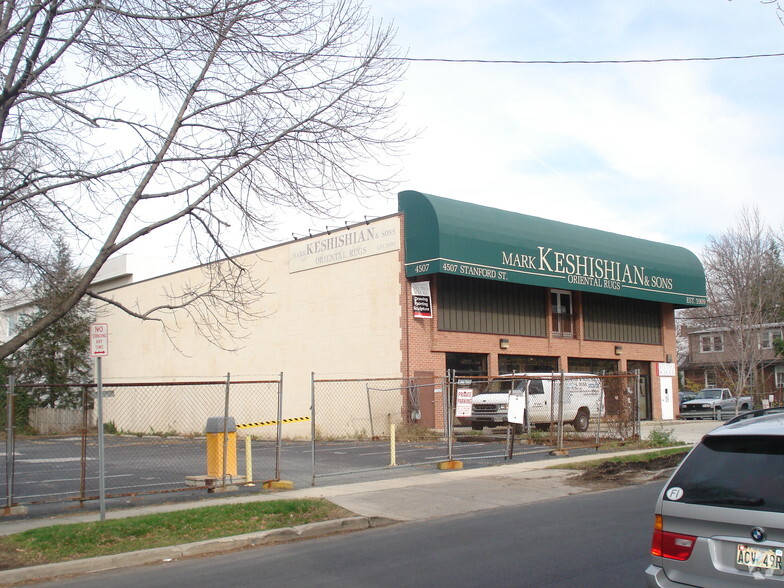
651, 515, 697, 561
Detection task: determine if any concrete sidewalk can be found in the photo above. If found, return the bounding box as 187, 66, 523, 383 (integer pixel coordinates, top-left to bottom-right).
0, 419, 717, 586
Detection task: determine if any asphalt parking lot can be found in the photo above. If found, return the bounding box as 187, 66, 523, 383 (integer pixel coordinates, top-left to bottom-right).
0, 419, 714, 520
0, 430, 607, 519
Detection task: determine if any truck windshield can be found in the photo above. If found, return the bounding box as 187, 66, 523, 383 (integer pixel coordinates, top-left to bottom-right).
479, 379, 528, 395
696, 389, 722, 399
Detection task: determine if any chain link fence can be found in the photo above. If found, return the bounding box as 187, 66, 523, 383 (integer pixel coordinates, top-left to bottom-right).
310, 377, 421, 483
1, 377, 282, 511
309, 373, 642, 483
448, 372, 641, 459
2, 371, 644, 512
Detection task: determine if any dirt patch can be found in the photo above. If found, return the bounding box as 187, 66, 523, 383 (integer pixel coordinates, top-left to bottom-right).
0, 543, 47, 571
569, 453, 686, 491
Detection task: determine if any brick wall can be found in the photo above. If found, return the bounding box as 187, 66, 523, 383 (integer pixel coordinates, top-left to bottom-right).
399, 246, 679, 424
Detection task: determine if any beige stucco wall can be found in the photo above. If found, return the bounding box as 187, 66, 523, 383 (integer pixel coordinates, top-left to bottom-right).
98, 215, 404, 437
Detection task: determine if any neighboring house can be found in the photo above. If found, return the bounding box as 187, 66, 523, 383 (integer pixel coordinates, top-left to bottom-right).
0, 254, 169, 345
0, 292, 33, 344
96, 190, 707, 430
682, 322, 784, 402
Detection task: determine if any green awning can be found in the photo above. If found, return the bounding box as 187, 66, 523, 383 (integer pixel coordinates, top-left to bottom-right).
399, 190, 706, 308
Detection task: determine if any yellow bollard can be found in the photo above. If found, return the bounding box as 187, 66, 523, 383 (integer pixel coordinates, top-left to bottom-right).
390, 423, 396, 466
245, 435, 252, 481
205, 417, 237, 477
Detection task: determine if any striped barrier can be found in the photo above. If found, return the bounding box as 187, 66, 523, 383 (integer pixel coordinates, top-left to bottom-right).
237, 416, 310, 430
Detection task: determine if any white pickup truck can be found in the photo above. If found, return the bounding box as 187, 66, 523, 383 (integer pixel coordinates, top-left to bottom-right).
465, 373, 604, 433
679, 387, 752, 420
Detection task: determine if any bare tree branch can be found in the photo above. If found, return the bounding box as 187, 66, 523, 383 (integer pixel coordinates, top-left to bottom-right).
0, 0, 408, 359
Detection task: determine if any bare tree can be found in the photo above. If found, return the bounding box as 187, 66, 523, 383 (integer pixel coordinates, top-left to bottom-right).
762, 0, 784, 25
684, 207, 784, 409
0, 0, 407, 360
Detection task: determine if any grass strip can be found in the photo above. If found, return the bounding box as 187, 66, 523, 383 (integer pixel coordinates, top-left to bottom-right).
0, 499, 353, 570
554, 446, 691, 471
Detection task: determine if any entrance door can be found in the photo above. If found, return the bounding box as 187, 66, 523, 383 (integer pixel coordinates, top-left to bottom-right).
628, 361, 651, 420
413, 371, 436, 428
660, 377, 674, 420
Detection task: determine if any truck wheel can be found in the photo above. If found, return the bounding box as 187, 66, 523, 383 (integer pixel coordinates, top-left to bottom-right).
740, 403, 750, 411
513, 423, 525, 435
471, 423, 484, 431
572, 409, 590, 432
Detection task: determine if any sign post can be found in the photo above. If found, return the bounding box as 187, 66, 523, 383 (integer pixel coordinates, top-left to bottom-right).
507, 387, 526, 459
90, 323, 108, 521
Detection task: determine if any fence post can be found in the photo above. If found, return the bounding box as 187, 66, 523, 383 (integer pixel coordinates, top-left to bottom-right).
5, 376, 15, 510
634, 370, 642, 440
276, 372, 283, 481
365, 382, 375, 439
310, 372, 316, 487
557, 372, 565, 451
594, 377, 602, 448
447, 371, 454, 462
222, 373, 231, 485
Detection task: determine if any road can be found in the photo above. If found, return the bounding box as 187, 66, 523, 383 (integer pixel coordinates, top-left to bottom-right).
32, 481, 664, 588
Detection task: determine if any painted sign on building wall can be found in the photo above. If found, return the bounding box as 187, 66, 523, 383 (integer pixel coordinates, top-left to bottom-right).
289, 216, 399, 273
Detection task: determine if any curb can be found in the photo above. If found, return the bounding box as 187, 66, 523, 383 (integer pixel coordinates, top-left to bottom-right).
0, 516, 398, 586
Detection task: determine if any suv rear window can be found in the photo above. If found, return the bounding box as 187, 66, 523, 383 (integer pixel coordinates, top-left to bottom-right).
665, 435, 784, 513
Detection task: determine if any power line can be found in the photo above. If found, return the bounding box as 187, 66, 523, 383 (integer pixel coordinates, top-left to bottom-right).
388, 51, 784, 65
59, 40, 784, 66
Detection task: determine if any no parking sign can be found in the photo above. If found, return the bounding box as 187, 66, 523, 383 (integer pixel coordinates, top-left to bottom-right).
90, 323, 109, 357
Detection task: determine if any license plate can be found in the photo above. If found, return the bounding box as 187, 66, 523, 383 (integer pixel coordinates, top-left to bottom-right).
736, 544, 784, 574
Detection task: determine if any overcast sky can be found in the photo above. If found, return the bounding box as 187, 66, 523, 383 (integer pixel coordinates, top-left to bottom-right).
122, 0, 784, 273
292, 0, 784, 257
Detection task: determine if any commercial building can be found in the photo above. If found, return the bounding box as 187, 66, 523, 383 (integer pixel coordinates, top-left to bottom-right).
99, 191, 706, 430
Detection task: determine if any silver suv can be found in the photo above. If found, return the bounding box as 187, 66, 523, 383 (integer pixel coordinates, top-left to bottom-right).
646, 409, 784, 586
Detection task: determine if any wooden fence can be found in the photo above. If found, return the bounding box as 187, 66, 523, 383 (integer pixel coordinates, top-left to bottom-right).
29, 407, 93, 434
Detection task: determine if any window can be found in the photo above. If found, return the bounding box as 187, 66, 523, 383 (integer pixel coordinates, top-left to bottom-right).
551, 290, 573, 337
700, 334, 724, 353
761, 329, 783, 349
446, 353, 487, 378
776, 367, 784, 390
568, 357, 619, 374
6, 313, 19, 338
498, 355, 558, 374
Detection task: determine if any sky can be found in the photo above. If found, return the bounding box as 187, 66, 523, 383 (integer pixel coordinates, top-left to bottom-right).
283, 0, 784, 258
120, 0, 784, 273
